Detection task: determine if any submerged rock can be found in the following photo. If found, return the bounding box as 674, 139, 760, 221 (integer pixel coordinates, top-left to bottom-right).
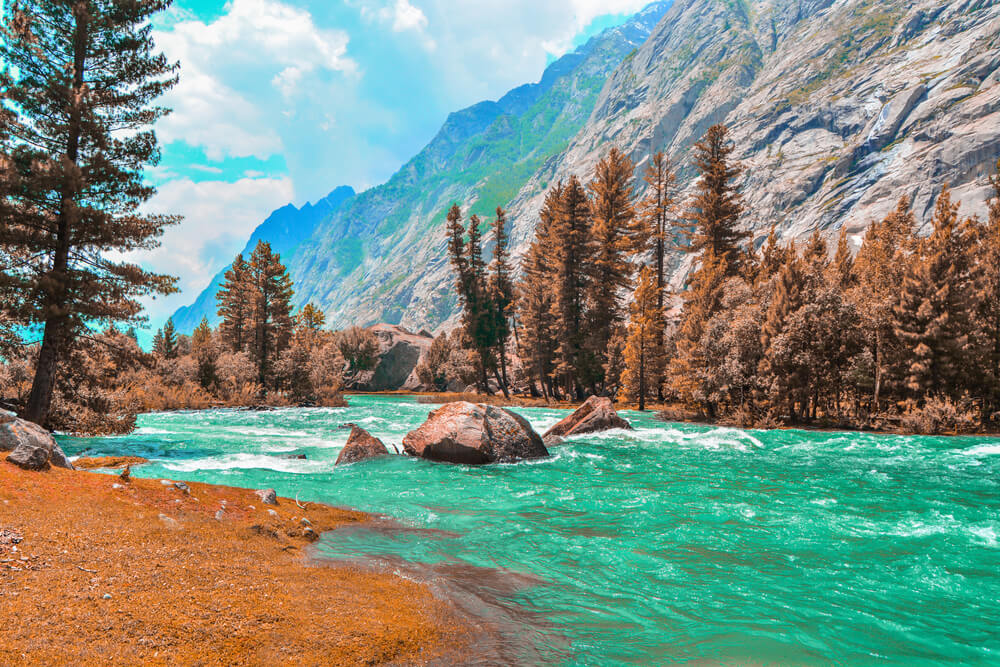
543, 396, 632, 443
335, 426, 389, 466
1, 410, 74, 471
402, 402, 548, 465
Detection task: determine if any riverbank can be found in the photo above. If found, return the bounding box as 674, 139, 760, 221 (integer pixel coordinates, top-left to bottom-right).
0, 463, 465, 665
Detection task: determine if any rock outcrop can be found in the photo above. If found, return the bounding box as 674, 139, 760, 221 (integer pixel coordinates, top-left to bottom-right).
543, 397, 632, 442
336, 426, 390, 465
344, 324, 433, 392
402, 402, 548, 464
1, 411, 74, 471
254, 489, 278, 506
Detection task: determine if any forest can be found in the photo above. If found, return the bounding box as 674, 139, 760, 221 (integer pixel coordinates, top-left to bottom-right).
440, 124, 1000, 434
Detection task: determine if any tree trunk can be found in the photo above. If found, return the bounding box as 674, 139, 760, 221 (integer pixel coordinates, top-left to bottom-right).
24, 7, 88, 426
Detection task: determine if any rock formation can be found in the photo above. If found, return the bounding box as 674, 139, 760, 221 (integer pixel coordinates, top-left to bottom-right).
402, 402, 548, 464
335, 426, 390, 465
1, 411, 74, 471
343, 324, 433, 392
543, 397, 633, 443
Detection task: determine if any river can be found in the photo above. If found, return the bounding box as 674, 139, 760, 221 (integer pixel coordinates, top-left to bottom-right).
59, 394, 1000, 665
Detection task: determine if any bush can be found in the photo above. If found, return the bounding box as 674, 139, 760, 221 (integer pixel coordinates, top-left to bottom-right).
900, 396, 979, 435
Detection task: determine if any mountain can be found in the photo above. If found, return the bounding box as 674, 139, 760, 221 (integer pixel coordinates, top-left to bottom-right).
173, 0, 1000, 333
505, 0, 1000, 285
171, 185, 354, 333
282, 2, 673, 328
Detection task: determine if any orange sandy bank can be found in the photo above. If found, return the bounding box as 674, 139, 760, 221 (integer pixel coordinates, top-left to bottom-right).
0, 463, 465, 666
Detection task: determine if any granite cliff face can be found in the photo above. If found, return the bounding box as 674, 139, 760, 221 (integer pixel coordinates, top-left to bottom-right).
507, 0, 1000, 287
173, 0, 1000, 332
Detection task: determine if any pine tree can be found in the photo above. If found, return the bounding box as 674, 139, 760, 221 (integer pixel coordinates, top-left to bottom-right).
0, 0, 180, 425
247, 241, 294, 388
587, 147, 637, 391
833, 228, 854, 288
621, 267, 665, 411
668, 250, 728, 413
892, 187, 974, 401
489, 207, 514, 398
974, 160, 1000, 418
154, 318, 178, 359
517, 185, 561, 398
685, 124, 747, 276
191, 317, 216, 389
636, 151, 676, 310
297, 303, 326, 332
755, 226, 788, 285
550, 175, 593, 398
852, 197, 915, 411
217, 254, 252, 352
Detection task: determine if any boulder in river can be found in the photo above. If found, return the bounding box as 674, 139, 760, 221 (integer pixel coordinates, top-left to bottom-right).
335, 426, 390, 465
1, 410, 74, 471
402, 402, 548, 465
542, 396, 632, 443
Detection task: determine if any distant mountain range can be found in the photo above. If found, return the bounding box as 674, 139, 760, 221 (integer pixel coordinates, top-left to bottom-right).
172, 0, 1000, 334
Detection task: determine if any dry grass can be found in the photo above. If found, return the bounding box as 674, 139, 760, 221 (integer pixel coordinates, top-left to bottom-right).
0, 464, 465, 666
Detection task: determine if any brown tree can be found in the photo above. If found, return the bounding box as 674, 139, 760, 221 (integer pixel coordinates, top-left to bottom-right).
1, 0, 180, 426
621, 266, 665, 411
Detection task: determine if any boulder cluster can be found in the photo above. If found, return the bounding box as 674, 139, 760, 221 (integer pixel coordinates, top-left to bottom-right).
336, 398, 632, 467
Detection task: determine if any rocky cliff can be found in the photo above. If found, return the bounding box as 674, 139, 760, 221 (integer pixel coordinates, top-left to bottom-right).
506, 0, 1000, 287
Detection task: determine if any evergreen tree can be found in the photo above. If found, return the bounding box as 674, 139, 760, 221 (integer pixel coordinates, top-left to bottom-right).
833, 228, 855, 288
550, 176, 593, 398
636, 151, 676, 309
247, 241, 294, 387
217, 254, 252, 353
852, 198, 915, 411
154, 318, 178, 359
668, 251, 728, 413
756, 226, 788, 285
297, 302, 326, 332
191, 317, 216, 389
621, 267, 665, 411
892, 187, 974, 401
974, 160, 1000, 418
587, 147, 637, 390
0, 0, 180, 425
685, 124, 747, 276
517, 185, 561, 398
489, 207, 514, 397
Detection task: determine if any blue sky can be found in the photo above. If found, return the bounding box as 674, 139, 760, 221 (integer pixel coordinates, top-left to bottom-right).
137, 0, 653, 336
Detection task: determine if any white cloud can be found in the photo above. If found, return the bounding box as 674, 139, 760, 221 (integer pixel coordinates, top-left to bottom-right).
359, 0, 435, 50
130, 176, 296, 325
154, 0, 358, 159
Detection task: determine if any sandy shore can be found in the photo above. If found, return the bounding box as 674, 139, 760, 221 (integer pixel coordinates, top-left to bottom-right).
0, 463, 466, 665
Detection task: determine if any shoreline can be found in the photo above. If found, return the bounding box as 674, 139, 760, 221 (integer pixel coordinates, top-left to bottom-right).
0, 464, 467, 665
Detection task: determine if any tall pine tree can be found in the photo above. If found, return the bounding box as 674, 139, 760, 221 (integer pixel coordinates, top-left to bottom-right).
0, 0, 180, 425
247, 241, 294, 388
217, 254, 253, 352
621, 266, 665, 411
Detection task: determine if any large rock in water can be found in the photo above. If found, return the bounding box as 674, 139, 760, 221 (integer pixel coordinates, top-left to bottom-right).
543, 397, 632, 442
344, 324, 433, 392
402, 402, 548, 465
0, 411, 74, 471
336, 426, 390, 465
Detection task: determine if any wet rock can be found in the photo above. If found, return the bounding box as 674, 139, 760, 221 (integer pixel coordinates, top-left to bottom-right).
254, 489, 278, 506
173, 482, 191, 495
283, 454, 308, 460
543, 396, 632, 442
1, 411, 74, 471
335, 426, 389, 465
402, 401, 548, 465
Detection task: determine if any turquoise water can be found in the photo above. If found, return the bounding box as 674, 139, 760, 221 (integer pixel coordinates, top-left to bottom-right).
60, 394, 1000, 665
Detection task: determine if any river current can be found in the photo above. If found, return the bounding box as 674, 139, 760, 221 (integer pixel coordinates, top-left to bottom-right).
60, 394, 1000, 665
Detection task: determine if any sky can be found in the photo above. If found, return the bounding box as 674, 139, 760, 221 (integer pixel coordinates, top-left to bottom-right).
138, 0, 655, 337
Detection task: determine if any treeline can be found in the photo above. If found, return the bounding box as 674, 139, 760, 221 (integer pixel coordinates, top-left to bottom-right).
0, 240, 392, 434
444, 123, 1000, 433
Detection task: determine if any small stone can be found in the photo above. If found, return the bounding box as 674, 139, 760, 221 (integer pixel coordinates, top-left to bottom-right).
159, 479, 173, 486
300, 518, 312, 527
158, 514, 179, 529
111, 483, 123, 490
103, 593, 112, 600
173, 482, 190, 495
214, 510, 224, 521
254, 488, 278, 506
302, 527, 317, 541
267, 509, 278, 518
